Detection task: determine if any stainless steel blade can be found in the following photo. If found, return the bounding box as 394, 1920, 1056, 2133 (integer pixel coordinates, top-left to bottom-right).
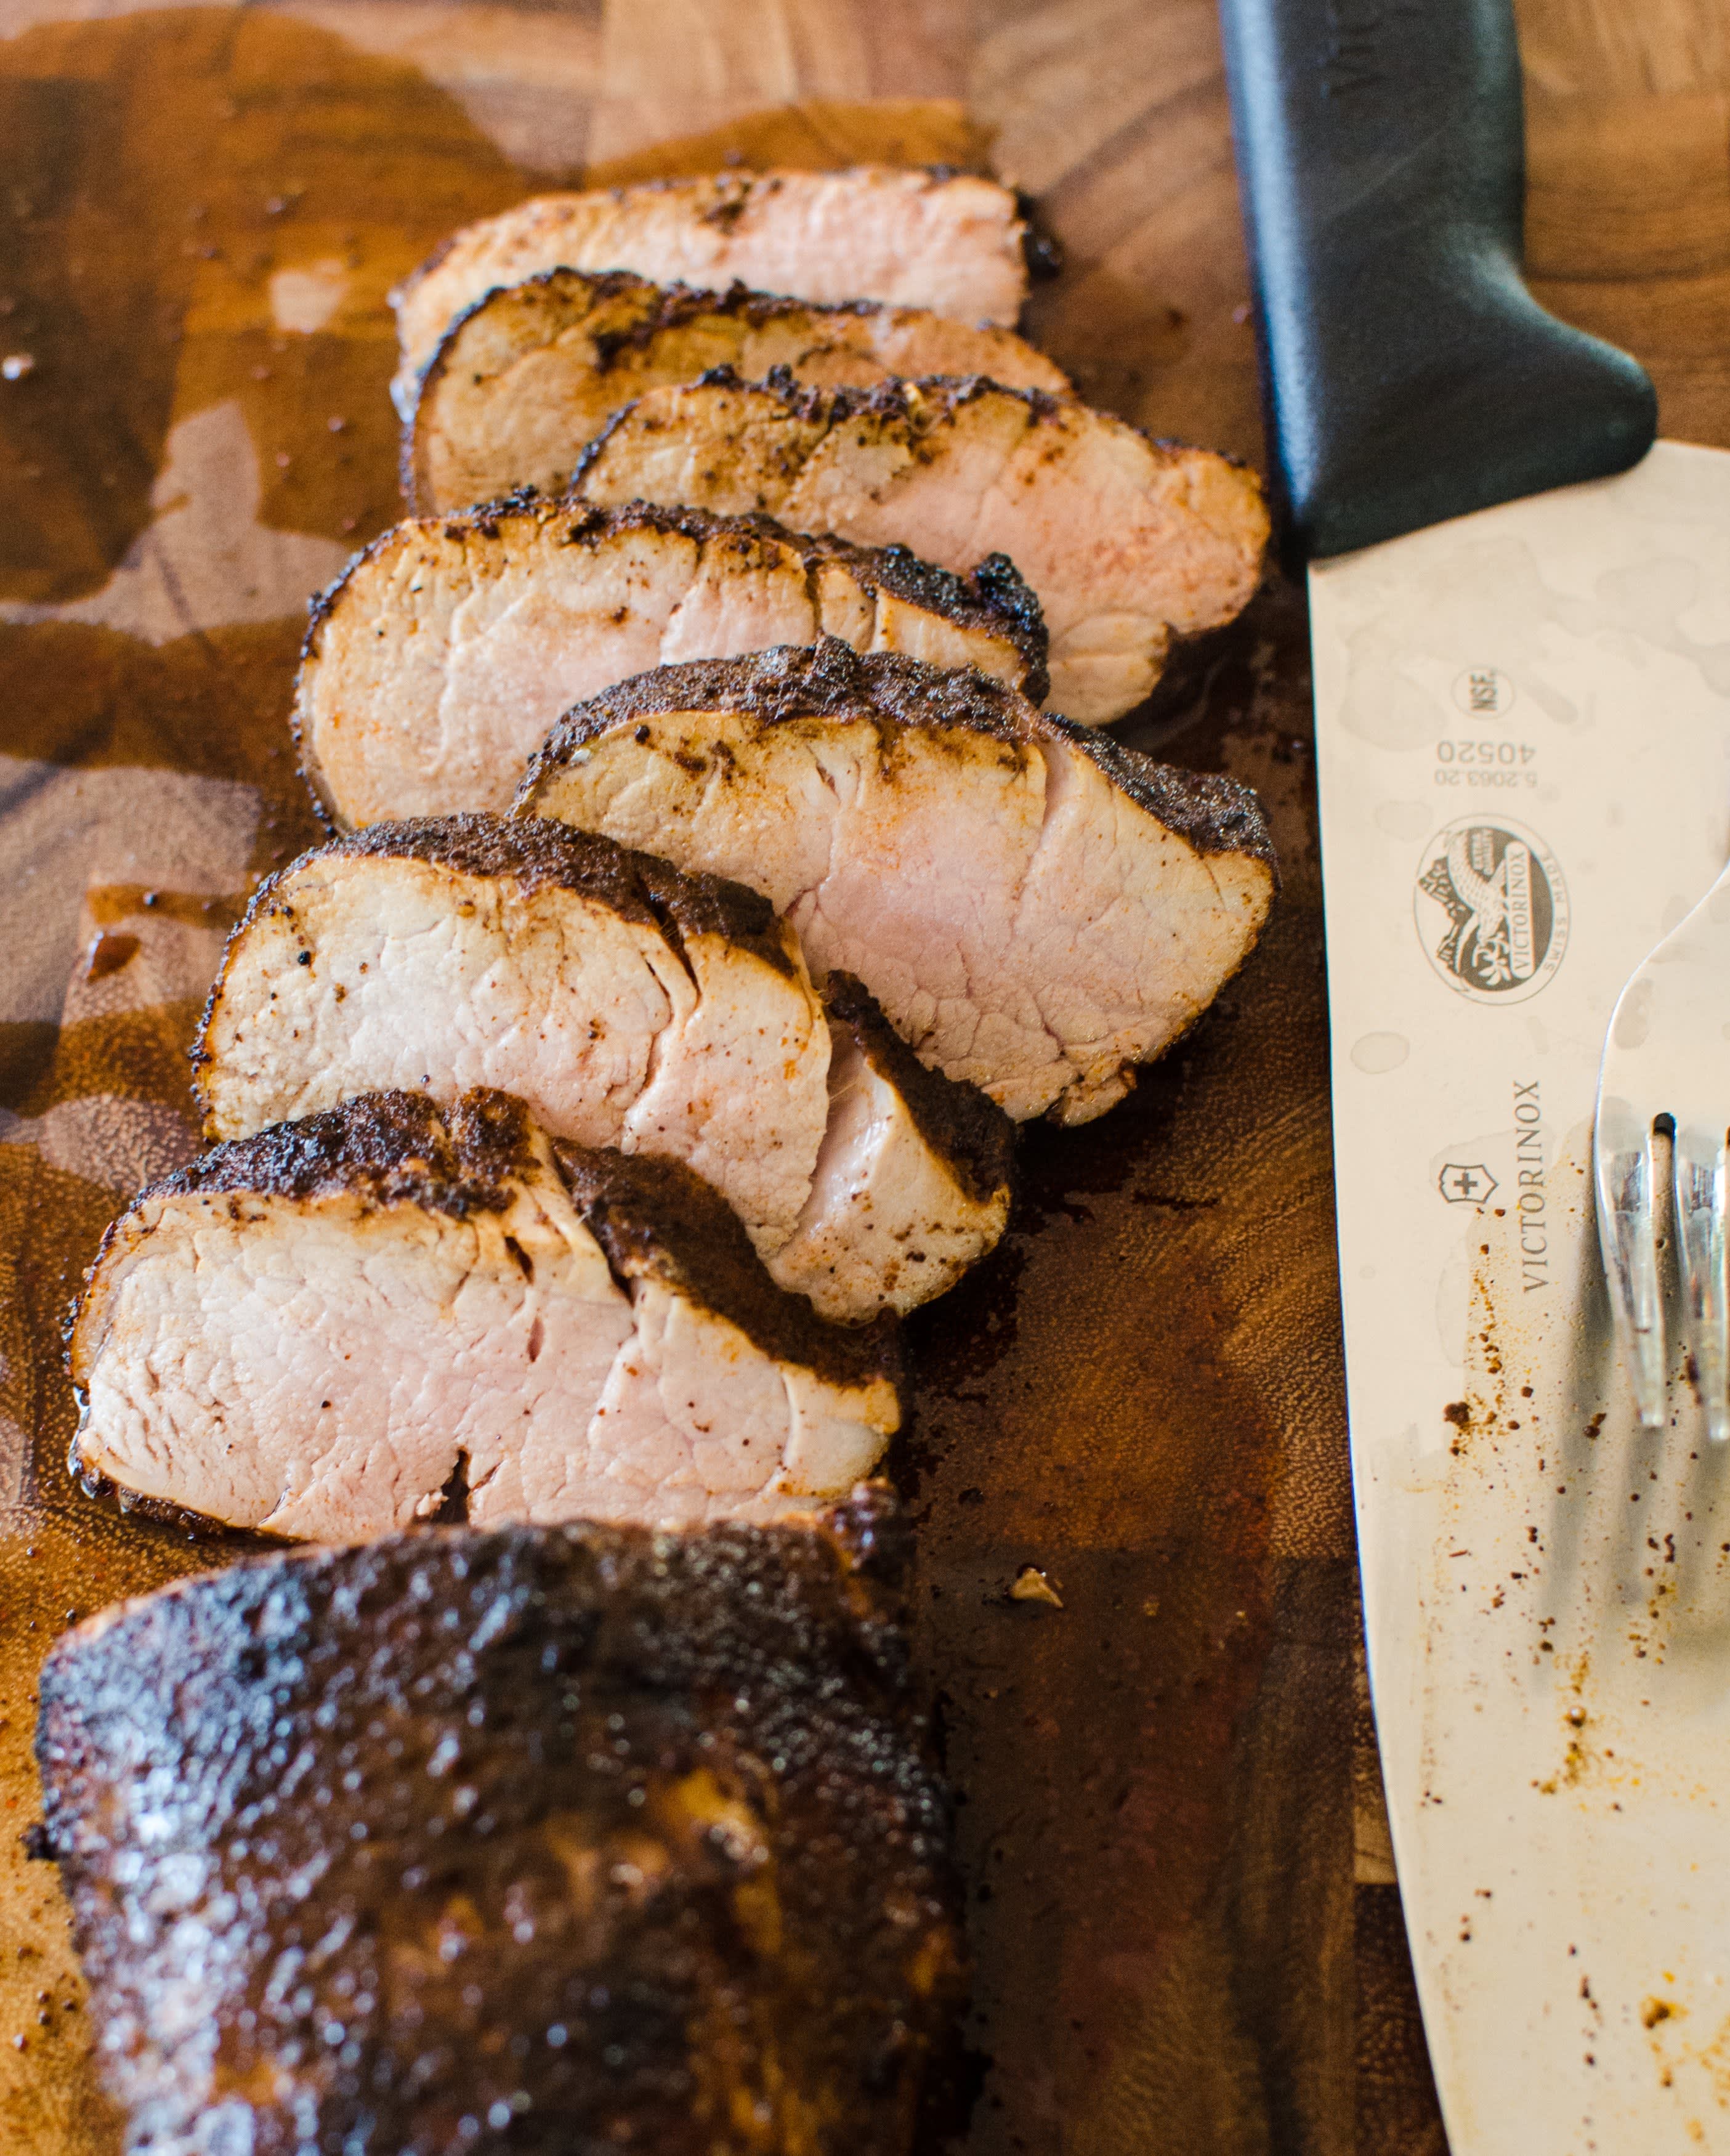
1312, 438, 1730, 2153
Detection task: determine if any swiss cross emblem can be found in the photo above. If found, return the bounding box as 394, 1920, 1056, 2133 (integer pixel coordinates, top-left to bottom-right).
1438, 1163, 1498, 1206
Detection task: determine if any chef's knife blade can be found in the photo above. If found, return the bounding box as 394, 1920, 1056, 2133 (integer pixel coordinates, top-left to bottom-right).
1219, 3, 1730, 2149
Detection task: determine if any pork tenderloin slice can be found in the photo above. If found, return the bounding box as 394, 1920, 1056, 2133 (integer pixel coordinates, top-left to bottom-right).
407, 267, 1070, 514
34, 1493, 963, 2156
68, 1090, 904, 1541
572, 370, 1271, 726
68, 1090, 631, 1540
517, 641, 1277, 1125
775, 973, 1014, 1320
542, 1146, 903, 1522
196, 817, 1007, 1319
393, 166, 1031, 413
193, 814, 830, 1262
296, 496, 1046, 830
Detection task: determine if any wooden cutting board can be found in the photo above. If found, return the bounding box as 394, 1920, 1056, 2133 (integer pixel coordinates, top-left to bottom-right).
0, 4, 1717, 2151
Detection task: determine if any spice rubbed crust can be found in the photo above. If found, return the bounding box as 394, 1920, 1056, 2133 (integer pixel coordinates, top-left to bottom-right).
565, 368, 1270, 724
35, 1491, 964, 2155
532, 639, 1274, 867
405, 264, 1071, 513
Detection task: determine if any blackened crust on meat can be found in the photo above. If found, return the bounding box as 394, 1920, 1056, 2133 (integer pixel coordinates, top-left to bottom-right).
416, 268, 884, 422
629, 856, 793, 973
950, 549, 1049, 704
115, 1089, 528, 1220
405, 267, 1067, 531
809, 535, 1048, 705
34, 1497, 963, 2155
204, 816, 796, 1011
305, 493, 1048, 720
815, 369, 1265, 479
552, 502, 1019, 641
532, 636, 1027, 755
622, 363, 1072, 437
62, 1456, 276, 1547
820, 974, 1016, 1210
301, 545, 369, 651
571, 360, 1256, 494
525, 638, 1272, 865
334, 814, 662, 923
1059, 723, 1278, 872
559, 495, 785, 562
823, 368, 1072, 430
342, 811, 797, 976
555, 1141, 902, 1398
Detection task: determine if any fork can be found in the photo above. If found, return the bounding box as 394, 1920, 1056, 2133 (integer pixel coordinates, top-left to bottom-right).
1595, 857, 1730, 1441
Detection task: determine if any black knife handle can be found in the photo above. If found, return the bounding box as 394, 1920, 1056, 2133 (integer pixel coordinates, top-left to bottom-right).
1217, 0, 1657, 559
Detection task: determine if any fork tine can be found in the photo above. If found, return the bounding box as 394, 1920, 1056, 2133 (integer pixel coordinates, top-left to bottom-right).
1595, 1093, 1666, 1429
1673, 1121, 1730, 1442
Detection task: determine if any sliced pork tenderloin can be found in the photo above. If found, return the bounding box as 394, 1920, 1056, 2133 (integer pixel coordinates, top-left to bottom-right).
406, 268, 1070, 513
296, 498, 1046, 830
569, 370, 1269, 725
393, 166, 1032, 414
194, 815, 1009, 1317
518, 641, 1277, 1125
68, 1088, 903, 1541
36, 1493, 963, 2156
551, 1145, 901, 1519
195, 816, 827, 1263
777, 972, 1015, 1320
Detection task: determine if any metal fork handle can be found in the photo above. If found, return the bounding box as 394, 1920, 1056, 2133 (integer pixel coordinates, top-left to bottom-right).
1595, 829, 1730, 1443
1675, 1123, 1730, 1444
1595, 1098, 1667, 1431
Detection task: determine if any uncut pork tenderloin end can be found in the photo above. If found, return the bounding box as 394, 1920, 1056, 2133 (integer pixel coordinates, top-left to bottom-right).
34, 1489, 963, 2156
392, 164, 1033, 410
569, 368, 1270, 726
295, 497, 1047, 830
516, 639, 1277, 1125
67, 1089, 903, 1542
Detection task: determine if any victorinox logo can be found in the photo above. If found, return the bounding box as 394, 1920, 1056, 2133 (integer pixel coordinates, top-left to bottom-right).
1413, 817, 1570, 1004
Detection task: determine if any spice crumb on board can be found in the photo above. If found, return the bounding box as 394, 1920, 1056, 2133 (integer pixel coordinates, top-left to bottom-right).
1010, 1565, 1063, 1608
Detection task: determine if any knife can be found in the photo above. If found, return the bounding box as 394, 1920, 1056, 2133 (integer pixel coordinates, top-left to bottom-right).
1218, 4, 1730, 2149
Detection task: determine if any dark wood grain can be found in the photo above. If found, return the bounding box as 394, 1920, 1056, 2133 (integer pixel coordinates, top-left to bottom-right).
0, 4, 1704, 2151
